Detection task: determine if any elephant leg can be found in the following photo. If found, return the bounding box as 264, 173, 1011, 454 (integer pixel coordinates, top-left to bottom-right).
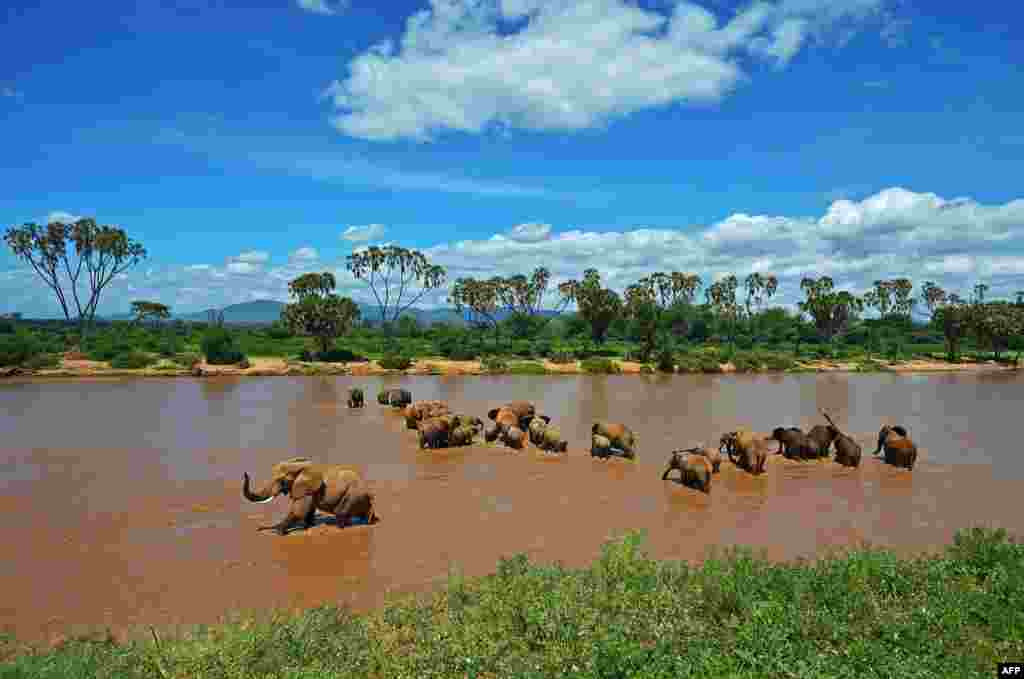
661, 467, 673, 480
259, 496, 316, 535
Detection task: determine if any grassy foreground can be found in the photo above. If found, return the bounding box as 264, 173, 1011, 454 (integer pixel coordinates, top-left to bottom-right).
2, 528, 1022, 678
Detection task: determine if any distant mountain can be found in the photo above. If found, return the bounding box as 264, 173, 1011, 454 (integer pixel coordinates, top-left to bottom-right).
101, 299, 569, 326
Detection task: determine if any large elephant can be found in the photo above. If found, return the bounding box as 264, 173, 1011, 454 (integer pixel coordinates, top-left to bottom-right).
820, 411, 861, 468
661, 451, 712, 493
404, 401, 449, 429
484, 423, 501, 442
451, 414, 484, 432
501, 426, 526, 450
528, 415, 553, 445
449, 425, 477, 447
591, 434, 612, 458
592, 422, 637, 459
537, 425, 568, 453
347, 387, 364, 409
873, 424, 917, 470
806, 424, 836, 458
418, 416, 452, 449
242, 458, 376, 535
720, 430, 768, 475
488, 401, 536, 432
770, 427, 818, 460
673, 445, 722, 473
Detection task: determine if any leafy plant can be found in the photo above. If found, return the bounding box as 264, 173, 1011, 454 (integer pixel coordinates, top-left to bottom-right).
581, 358, 621, 374
110, 351, 156, 369
379, 354, 412, 370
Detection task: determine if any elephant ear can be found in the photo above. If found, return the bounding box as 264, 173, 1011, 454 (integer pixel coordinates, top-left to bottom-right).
273, 458, 314, 478
487, 408, 500, 421
290, 469, 325, 499
540, 415, 551, 424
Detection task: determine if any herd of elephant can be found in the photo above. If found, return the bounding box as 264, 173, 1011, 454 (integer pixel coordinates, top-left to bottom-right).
240, 386, 920, 535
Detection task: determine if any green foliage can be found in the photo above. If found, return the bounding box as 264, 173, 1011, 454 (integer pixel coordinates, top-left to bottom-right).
655, 348, 675, 373
200, 328, 246, 365
581, 357, 621, 374
176, 353, 201, 368
265, 322, 293, 339
549, 351, 574, 364
0, 319, 15, 334
110, 351, 156, 369
23, 352, 59, 369
507, 361, 548, 375
481, 356, 509, 373
0, 331, 42, 366
301, 348, 368, 363
378, 354, 413, 370
5, 528, 1022, 678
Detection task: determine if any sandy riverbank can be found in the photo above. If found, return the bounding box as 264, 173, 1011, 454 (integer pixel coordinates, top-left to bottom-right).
0, 354, 1018, 379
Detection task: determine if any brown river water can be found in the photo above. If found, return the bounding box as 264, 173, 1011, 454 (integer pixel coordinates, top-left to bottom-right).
1, 372, 1022, 644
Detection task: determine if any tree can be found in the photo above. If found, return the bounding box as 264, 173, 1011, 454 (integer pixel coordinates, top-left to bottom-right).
557, 269, 622, 345
799, 276, 862, 348
499, 267, 569, 318
972, 282, 989, 305
4, 217, 146, 336
130, 300, 171, 328
970, 301, 1024, 362
920, 281, 947, 321
743, 272, 778, 339
890, 278, 915, 319
932, 293, 970, 361
862, 280, 894, 319
705, 275, 741, 347
449, 276, 505, 347
345, 245, 446, 326
280, 272, 361, 356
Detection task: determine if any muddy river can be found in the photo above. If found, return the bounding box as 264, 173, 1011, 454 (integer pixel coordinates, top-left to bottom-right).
1, 372, 1022, 643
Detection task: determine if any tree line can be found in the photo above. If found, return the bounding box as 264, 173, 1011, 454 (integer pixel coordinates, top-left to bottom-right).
5, 218, 1024, 364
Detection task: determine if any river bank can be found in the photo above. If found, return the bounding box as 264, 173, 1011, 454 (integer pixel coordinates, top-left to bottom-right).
1, 354, 1018, 379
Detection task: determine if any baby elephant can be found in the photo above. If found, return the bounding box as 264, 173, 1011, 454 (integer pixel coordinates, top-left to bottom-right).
591, 434, 612, 458
831, 429, 862, 468
528, 415, 553, 445
418, 416, 451, 449
661, 452, 713, 493
592, 422, 637, 459
770, 427, 818, 460
347, 387, 364, 408
805, 424, 837, 459
673, 445, 721, 473
449, 425, 477, 447
720, 430, 769, 475
874, 425, 917, 470
538, 425, 568, 453
502, 426, 526, 450
484, 423, 501, 442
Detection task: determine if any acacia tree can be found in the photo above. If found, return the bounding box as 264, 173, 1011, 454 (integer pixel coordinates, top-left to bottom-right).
4, 218, 146, 336
280, 272, 361, 356
889, 278, 915, 319
798, 276, 862, 349
932, 293, 970, 361
130, 300, 171, 328
743, 272, 778, 339
920, 281, 948, 321
705, 275, 741, 346
450, 276, 506, 347
345, 245, 446, 326
970, 301, 1024, 362
557, 269, 622, 345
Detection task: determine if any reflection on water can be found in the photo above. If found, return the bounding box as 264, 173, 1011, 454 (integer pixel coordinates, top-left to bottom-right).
1, 371, 1023, 642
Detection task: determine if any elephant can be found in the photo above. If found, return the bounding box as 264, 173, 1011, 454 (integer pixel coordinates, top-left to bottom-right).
484, 423, 501, 442
451, 414, 484, 432
661, 451, 713, 493
591, 434, 612, 458
720, 430, 768, 475
403, 401, 449, 429
673, 445, 722, 473
488, 401, 536, 431
449, 425, 477, 447
770, 427, 819, 460
820, 411, 861, 468
242, 458, 376, 535
528, 416, 553, 446
388, 389, 412, 408
418, 416, 452, 449
806, 424, 837, 459
347, 387, 364, 409
502, 426, 526, 450
538, 425, 568, 453
873, 424, 917, 470
592, 422, 637, 459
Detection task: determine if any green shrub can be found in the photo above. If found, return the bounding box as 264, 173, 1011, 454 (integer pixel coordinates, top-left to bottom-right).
735, 334, 754, 350
379, 354, 412, 370
316, 348, 368, 363
549, 351, 574, 364
0, 319, 15, 334
266, 323, 293, 339
177, 352, 202, 368
731, 352, 762, 373
23, 352, 59, 369
110, 351, 156, 369
158, 333, 183, 357
0, 332, 41, 367
201, 328, 245, 365
507, 361, 548, 375
640, 363, 655, 374
482, 356, 509, 373
438, 336, 478, 360
761, 353, 796, 371
655, 349, 675, 373
581, 358, 620, 374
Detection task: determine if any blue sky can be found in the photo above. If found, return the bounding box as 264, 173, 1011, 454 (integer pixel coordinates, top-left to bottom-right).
1, 0, 1022, 317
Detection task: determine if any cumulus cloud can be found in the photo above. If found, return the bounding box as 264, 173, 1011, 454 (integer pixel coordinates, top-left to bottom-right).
324, 0, 894, 141
45, 211, 83, 224
289, 246, 319, 262
5, 187, 1023, 318
296, 0, 348, 16
341, 224, 387, 242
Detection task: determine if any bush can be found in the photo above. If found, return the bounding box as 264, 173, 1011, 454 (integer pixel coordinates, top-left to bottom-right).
266, 323, 293, 339
507, 361, 548, 375
482, 356, 509, 373
201, 328, 245, 365
731, 352, 762, 373
761, 353, 796, 371
0, 332, 41, 367
23, 352, 59, 369
316, 348, 368, 363
378, 354, 412, 370
177, 352, 202, 368
110, 351, 156, 369
735, 334, 755, 350
549, 351, 575, 364
581, 358, 621, 374
640, 363, 655, 374
438, 336, 478, 361
655, 349, 675, 373
0, 319, 15, 334
158, 333, 183, 357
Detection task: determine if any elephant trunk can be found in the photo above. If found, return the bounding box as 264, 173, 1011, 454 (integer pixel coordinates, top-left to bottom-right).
242, 472, 275, 504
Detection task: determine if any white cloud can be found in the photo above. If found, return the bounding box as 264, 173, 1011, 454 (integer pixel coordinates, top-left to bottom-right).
7, 187, 1024, 318
289, 246, 319, 262
235, 250, 270, 263
296, 0, 349, 16
1, 87, 23, 100
45, 211, 83, 224
341, 224, 387, 242
325, 0, 893, 141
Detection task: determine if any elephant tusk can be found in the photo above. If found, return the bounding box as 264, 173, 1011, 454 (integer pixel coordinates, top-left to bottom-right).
252, 496, 275, 504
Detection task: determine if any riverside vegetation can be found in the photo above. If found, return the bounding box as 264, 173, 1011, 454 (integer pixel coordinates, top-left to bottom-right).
1, 528, 1021, 677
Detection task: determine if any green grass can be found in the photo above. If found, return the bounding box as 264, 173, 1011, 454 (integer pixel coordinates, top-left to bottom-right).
2, 528, 1021, 678
507, 361, 548, 375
